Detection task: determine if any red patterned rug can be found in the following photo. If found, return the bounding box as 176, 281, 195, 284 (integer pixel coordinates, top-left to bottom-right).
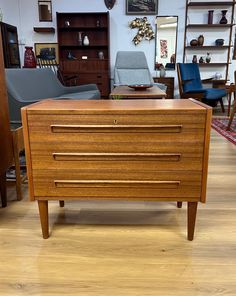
211, 116, 236, 145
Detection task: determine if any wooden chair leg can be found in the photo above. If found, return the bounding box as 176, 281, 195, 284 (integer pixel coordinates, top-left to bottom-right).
38, 200, 49, 239
219, 98, 225, 113
13, 145, 22, 201
0, 171, 7, 208
177, 202, 182, 208
187, 202, 198, 241
227, 98, 236, 130
59, 200, 64, 207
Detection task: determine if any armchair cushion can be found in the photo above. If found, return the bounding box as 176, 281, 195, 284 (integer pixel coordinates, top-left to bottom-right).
204, 88, 226, 100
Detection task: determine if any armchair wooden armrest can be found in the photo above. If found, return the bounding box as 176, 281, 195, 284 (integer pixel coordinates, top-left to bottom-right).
201, 78, 213, 83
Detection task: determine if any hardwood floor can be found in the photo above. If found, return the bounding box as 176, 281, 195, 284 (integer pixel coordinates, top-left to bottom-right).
0, 129, 235, 296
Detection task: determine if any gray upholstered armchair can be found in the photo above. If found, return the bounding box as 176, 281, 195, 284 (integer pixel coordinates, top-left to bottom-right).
114, 51, 167, 92
5, 68, 101, 123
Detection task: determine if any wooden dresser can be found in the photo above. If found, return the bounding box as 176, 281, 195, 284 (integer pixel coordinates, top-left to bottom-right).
22, 99, 212, 240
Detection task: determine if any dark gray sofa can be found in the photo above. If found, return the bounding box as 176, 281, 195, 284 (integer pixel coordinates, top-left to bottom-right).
5, 68, 101, 123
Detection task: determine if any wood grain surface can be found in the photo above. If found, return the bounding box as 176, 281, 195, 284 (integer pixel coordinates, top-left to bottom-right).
0, 129, 236, 295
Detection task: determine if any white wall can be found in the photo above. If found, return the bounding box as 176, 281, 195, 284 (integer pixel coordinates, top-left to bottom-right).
0, 0, 235, 94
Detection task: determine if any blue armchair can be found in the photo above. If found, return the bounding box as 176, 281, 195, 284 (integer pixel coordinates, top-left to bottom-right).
177, 63, 226, 112
114, 51, 167, 92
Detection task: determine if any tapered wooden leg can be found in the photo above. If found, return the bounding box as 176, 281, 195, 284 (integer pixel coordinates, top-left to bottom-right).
227, 97, 236, 130
0, 172, 7, 208
219, 98, 225, 113
13, 147, 22, 201
177, 202, 182, 208
38, 200, 49, 239
187, 202, 198, 241
59, 200, 64, 207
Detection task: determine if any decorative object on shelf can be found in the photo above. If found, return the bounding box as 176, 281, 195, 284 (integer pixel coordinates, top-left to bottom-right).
198, 35, 204, 46
208, 10, 214, 25
215, 38, 224, 46
190, 39, 198, 46
214, 72, 222, 80
23, 46, 36, 68
159, 66, 166, 78
104, 0, 116, 10
192, 55, 197, 63
220, 10, 228, 24
64, 21, 70, 27
67, 51, 77, 60
38, 0, 52, 22
98, 51, 104, 59
83, 35, 89, 46
78, 32, 83, 45
126, 0, 158, 15
199, 56, 204, 64
129, 17, 155, 45
206, 52, 211, 63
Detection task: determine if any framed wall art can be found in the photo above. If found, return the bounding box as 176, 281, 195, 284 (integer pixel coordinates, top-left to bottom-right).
34, 43, 59, 64
126, 0, 158, 15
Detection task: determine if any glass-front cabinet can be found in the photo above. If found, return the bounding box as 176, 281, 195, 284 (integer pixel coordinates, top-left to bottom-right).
0, 22, 21, 68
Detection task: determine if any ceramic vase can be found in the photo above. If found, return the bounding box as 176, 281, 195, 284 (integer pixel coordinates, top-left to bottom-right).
192, 55, 197, 63
199, 56, 204, 64
160, 67, 166, 78
98, 51, 104, 59
198, 35, 204, 46
23, 47, 36, 68
78, 32, 83, 45
220, 10, 228, 24
206, 52, 211, 63
208, 10, 214, 24
83, 35, 89, 46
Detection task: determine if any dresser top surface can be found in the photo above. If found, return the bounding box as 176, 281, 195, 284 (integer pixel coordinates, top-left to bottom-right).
23, 99, 209, 114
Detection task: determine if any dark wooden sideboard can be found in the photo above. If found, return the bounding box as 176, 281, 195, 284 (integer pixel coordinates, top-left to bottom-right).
153, 77, 174, 99
22, 99, 211, 240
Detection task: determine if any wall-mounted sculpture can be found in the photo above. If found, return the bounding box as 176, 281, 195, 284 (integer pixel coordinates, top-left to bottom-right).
129, 17, 155, 45
104, 0, 116, 10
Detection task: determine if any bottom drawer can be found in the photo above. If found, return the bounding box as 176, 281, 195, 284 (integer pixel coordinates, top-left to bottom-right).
32, 170, 202, 199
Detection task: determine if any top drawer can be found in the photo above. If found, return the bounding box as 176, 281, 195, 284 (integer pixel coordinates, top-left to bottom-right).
27, 113, 206, 129
27, 113, 206, 153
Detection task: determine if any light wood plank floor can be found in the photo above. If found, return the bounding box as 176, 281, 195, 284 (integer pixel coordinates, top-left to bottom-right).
0, 129, 236, 296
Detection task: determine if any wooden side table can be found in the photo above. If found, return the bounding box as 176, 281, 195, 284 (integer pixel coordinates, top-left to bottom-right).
153, 77, 174, 99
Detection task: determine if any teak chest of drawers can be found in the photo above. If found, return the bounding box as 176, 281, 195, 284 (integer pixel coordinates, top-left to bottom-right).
22, 99, 212, 240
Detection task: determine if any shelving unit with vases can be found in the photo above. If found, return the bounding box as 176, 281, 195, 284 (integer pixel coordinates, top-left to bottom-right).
56, 12, 110, 97
183, 1, 235, 81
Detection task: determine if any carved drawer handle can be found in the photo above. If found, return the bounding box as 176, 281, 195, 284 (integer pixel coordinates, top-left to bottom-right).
51, 124, 182, 133
52, 152, 181, 162
54, 180, 180, 189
